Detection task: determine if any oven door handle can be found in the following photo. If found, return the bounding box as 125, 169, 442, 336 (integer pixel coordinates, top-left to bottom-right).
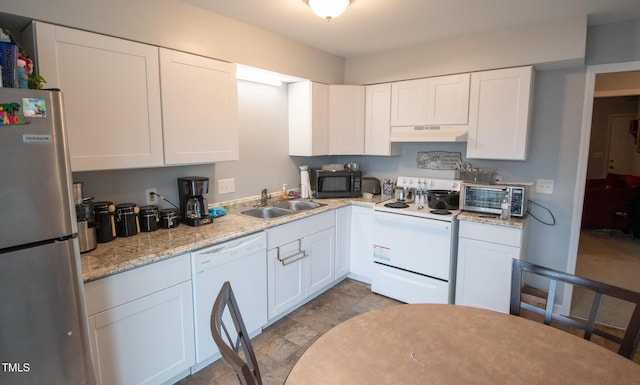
277, 239, 308, 266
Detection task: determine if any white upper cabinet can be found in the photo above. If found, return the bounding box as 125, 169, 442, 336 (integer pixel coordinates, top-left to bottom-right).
289, 81, 329, 156
159, 49, 238, 165
364, 83, 400, 156
426, 73, 471, 125
32, 22, 164, 171
466, 66, 535, 160
390, 78, 428, 126
390, 73, 470, 127
329, 85, 365, 155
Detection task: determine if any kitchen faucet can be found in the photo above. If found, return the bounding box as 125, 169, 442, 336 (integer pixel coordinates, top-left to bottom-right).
259, 188, 270, 207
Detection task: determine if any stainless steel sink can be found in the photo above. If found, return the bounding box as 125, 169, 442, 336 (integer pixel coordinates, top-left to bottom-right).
239, 200, 327, 219
240, 207, 292, 219
271, 200, 325, 211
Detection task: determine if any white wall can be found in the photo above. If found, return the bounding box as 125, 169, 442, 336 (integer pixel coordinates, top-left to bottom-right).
344, 17, 587, 84
0, 0, 345, 84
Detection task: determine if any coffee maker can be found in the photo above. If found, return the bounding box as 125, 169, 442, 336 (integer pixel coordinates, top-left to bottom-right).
178, 176, 213, 226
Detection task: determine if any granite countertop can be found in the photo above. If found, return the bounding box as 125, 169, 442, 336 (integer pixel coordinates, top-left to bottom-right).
457, 211, 527, 229
81, 196, 384, 283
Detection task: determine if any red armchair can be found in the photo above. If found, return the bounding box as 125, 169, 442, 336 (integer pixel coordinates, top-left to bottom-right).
581, 173, 640, 233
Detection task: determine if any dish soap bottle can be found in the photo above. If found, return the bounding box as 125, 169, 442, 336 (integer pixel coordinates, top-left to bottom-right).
501, 194, 511, 220
281, 184, 288, 201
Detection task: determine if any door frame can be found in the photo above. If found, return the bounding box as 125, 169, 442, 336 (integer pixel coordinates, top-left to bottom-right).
564, 60, 640, 315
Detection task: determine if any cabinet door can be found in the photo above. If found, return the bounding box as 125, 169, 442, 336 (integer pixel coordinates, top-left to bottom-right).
88, 281, 194, 385
305, 227, 336, 296
289, 81, 329, 156
329, 85, 365, 154
426, 73, 470, 125
267, 241, 306, 320
455, 237, 520, 314
335, 206, 351, 279
467, 66, 534, 160
365, 83, 400, 156
159, 49, 238, 164
34, 22, 163, 171
390, 78, 428, 126
349, 205, 373, 283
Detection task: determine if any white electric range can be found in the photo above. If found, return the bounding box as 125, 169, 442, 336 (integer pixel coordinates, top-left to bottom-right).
372, 177, 461, 304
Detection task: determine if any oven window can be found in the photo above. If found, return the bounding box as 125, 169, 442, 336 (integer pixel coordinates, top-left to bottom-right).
319, 176, 349, 192
464, 188, 507, 208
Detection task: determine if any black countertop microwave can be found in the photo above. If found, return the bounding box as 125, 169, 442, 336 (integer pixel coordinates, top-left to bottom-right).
311, 169, 362, 198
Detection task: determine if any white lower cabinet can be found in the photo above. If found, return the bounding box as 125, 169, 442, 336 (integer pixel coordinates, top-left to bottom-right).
306, 227, 336, 294
84, 254, 194, 385
348, 205, 374, 283
266, 211, 336, 321
455, 220, 527, 314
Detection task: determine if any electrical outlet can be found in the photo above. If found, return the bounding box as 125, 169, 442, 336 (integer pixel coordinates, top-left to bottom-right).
535, 179, 554, 195
145, 188, 157, 205
218, 178, 235, 194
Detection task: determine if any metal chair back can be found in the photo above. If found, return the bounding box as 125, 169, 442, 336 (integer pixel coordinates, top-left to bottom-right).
210, 281, 262, 385
510, 259, 640, 359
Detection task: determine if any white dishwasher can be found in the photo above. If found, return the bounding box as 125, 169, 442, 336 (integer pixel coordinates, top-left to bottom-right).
191, 232, 267, 371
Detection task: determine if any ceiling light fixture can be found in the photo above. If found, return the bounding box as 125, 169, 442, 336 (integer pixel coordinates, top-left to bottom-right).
304, 0, 354, 21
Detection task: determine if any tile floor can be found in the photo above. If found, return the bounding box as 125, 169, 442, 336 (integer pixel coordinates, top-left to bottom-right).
176, 278, 401, 385
177, 278, 638, 385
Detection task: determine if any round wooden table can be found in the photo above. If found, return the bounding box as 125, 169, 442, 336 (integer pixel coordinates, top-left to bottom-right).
285, 304, 640, 385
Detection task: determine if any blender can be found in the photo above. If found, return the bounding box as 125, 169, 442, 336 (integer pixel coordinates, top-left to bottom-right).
73, 182, 97, 252
178, 176, 213, 226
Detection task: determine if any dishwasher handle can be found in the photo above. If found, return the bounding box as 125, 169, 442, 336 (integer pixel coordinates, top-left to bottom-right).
277, 239, 308, 266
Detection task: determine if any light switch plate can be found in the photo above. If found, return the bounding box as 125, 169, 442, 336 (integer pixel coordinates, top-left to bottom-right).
535, 179, 554, 194
218, 178, 235, 194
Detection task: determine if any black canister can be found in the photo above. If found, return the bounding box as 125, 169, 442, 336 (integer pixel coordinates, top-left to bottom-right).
139, 205, 160, 232
115, 203, 139, 237
94, 201, 116, 243
159, 208, 180, 229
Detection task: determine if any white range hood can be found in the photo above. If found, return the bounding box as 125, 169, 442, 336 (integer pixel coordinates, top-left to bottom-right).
390, 125, 468, 142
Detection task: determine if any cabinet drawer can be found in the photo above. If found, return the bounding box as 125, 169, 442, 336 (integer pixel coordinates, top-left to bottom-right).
459, 220, 522, 247
85, 253, 191, 315
266, 211, 335, 249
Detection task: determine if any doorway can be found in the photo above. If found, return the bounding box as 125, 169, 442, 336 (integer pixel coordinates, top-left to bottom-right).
566, 62, 640, 317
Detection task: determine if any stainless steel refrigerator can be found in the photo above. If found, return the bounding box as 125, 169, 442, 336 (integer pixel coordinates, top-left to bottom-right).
0, 88, 95, 384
